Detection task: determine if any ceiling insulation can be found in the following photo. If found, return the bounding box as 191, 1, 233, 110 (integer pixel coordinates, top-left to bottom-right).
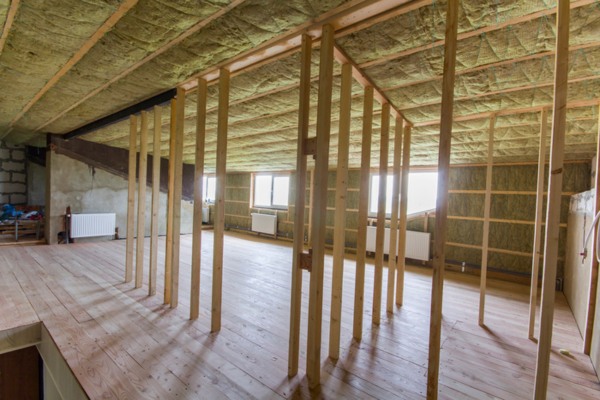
1, 0, 599, 171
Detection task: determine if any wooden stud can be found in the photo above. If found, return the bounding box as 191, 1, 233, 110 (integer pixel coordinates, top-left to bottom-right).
396, 123, 412, 306
164, 100, 176, 304
288, 34, 312, 376
170, 88, 185, 308
149, 106, 161, 296
528, 108, 548, 339
427, 0, 459, 398
307, 168, 315, 247
212, 68, 230, 332
478, 115, 495, 326
125, 115, 137, 283
386, 118, 403, 313
306, 23, 334, 389
353, 85, 374, 340
191, 79, 207, 320
534, 1, 570, 398
584, 105, 600, 353
373, 103, 390, 325
135, 111, 148, 289
329, 62, 352, 359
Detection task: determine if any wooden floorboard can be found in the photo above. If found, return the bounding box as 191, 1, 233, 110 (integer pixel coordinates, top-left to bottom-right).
0, 231, 598, 399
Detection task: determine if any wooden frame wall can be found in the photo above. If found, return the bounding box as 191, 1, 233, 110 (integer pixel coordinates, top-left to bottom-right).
164, 99, 176, 304
353, 85, 374, 341
170, 89, 185, 308
329, 62, 352, 359
478, 115, 495, 326
396, 123, 411, 306
191, 78, 207, 320
306, 23, 334, 389
212, 68, 230, 332
125, 115, 137, 283
149, 106, 161, 296
386, 118, 403, 313
427, 0, 459, 398
288, 34, 312, 377
534, 1, 570, 397
135, 111, 148, 288
528, 108, 548, 339
373, 103, 390, 325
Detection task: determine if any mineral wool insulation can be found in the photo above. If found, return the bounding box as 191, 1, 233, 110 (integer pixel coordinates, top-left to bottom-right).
3, 0, 599, 171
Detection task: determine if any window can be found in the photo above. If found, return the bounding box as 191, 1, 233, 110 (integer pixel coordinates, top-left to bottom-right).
203, 176, 216, 203
253, 174, 290, 208
369, 172, 438, 216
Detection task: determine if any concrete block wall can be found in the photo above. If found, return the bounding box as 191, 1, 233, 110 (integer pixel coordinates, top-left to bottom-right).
0, 141, 27, 205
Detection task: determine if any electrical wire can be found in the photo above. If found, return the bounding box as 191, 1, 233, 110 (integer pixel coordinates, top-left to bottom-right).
582, 210, 600, 263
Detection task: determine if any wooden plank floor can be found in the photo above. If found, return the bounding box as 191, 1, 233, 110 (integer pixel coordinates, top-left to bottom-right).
0, 231, 599, 399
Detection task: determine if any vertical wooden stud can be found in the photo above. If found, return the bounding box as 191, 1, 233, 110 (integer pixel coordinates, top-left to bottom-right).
170, 88, 185, 308
478, 115, 495, 326
427, 0, 459, 398
306, 23, 334, 389
528, 108, 548, 339
534, 1, 570, 398
386, 118, 403, 313
164, 99, 176, 304
288, 34, 312, 376
125, 115, 137, 283
396, 124, 412, 306
307, 168, 315, 247
373, 103, 390, 325
212, 68, 230, 332
329, 62, 352, 359
353, 85, 374, 341
584, 105, 600, 353
149, 106, 161, 296
191, 78, 207, 320
135, 111, 148, 288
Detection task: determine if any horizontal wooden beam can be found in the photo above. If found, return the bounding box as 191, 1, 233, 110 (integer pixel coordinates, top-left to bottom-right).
0, 322, 41, 356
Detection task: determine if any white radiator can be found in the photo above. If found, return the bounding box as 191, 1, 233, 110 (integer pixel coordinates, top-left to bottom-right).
70, 213, 116, 239
202, 207, 210, 224
366, 226, 430, 261
251, 213, 277, 235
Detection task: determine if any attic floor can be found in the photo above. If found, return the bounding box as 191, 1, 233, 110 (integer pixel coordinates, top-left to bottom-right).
0, 232, 598, 399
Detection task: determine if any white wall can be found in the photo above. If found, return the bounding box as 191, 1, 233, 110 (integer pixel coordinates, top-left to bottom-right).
564, 189, 594, 336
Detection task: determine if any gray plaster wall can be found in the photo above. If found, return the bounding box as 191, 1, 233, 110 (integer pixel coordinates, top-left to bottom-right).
27, 161, 46, 206
47, 151, 193, 244
0, 140, 27, 204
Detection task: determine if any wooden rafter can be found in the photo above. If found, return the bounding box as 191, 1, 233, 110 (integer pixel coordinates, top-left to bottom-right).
359, 0, 597, 70
33, 0, 248, 133
7, 0, 139, 130
0, 0, 20, 56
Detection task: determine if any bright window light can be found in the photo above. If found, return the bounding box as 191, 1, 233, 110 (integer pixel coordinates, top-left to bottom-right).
369, 172, 438, 216
203, 176, 216, 203
254, 174, 290, 208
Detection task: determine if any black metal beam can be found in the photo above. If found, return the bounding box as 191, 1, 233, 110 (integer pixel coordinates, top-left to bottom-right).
62, 88, 177, 140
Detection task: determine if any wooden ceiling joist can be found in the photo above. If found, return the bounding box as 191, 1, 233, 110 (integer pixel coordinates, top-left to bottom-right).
180, 0, 426, 91
0, 0, 20, 56
359, 0, 597, 70
7, 0, 139, 131
33, 0, 248, 133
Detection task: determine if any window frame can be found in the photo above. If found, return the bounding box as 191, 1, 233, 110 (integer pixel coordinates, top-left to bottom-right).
202, 175, 216, 204
251, 172, 290, 210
